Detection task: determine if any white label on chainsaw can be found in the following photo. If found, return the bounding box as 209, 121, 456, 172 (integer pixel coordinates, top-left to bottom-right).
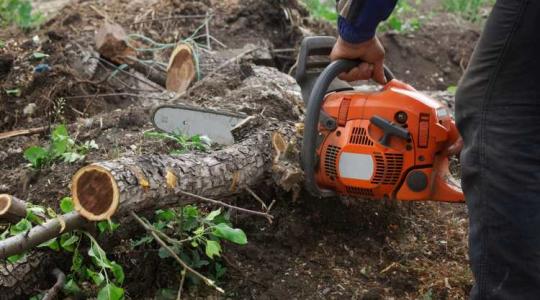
338, 153, 374, 181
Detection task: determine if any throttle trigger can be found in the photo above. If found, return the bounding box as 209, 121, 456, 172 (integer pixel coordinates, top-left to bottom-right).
370, 115, 410, 147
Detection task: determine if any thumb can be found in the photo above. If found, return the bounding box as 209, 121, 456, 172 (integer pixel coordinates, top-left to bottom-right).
372, 61, 387, 85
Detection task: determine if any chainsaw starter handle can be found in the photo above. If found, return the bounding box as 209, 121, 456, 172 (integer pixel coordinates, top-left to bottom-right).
302, 59, 395, 197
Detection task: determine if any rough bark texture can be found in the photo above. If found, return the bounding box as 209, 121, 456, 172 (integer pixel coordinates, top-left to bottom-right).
0, 212, 86, 259
72, 121, 296, 221
0, 252, 49, 300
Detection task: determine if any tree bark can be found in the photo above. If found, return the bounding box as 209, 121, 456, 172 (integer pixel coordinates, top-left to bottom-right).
0, 252, 49, 300
0, 195, 27, 223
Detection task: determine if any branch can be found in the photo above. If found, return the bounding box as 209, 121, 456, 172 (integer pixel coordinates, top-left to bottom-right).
0, 212, 87, 259
0, 194, 28, 223
42, 268, 66, 300
178, 190, 273, 223
131, 212, 224, 294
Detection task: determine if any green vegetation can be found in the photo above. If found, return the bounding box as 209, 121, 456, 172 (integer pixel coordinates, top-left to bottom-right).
380, 1, 423, 33
301, 0, 337, 22
144, 131, 211, 154
132, 205, 247, 286
23, 124, 98, 168
0, 0, 43, 29
443, 0, 494, 22
1, 197, 125, 300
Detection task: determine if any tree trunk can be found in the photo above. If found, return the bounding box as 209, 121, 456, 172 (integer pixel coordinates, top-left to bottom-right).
0, 252, 49, 300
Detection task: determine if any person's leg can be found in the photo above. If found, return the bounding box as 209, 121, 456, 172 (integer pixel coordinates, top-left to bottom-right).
456, 0, 540, 299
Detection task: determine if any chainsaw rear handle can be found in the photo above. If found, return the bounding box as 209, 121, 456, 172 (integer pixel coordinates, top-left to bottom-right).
302, 59, 395, 197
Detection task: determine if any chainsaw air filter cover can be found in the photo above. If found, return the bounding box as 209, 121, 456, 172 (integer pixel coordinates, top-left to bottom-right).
315, 80, 463, 202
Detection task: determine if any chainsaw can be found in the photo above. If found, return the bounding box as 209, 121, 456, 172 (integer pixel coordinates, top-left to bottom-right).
152, 36, 463, 203
296, 36, 463, 202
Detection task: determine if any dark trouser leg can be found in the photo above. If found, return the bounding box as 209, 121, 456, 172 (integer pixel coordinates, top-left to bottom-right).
456, 0, 540, 299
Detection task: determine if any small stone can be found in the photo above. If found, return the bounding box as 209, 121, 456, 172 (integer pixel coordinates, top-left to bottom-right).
23, 103, 37, 116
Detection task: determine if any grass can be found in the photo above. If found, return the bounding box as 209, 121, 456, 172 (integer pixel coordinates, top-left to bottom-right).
443, 0, 495, 22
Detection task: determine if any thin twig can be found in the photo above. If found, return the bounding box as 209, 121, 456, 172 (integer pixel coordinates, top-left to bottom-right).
131, 212, 224, 293
0, 126, 47, 140
245, 187, 268, 210
64, 93, 172, 101
205, 11, 212, 51
178, 190, 273, 223
177, 268, 186, 300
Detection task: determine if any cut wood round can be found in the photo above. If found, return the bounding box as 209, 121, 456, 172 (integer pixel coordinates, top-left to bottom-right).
0, 194, 27, 223
71, 165, 120, 221
166, 43, 197, 93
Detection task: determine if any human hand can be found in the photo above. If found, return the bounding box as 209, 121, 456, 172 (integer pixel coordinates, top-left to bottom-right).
447, 136, 463, 156
330, 36, 387, 84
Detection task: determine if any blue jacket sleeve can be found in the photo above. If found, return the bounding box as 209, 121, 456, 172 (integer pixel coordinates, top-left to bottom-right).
338, 0, 398, 43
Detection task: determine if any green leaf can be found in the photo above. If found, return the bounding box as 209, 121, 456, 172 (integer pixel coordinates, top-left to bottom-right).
51, 125, 70, 156
60, 197, 74, 213
131, 235, 153, 247
38, 238, 59, 251
88, 240, 112, 269
86, 268, 105, 286
212, 223, 247, 245
63, 278, 81, 295
447, 85, 458, 95
5, 88, 21, 97
71, 249, 83, 272
111, 262, 125, 285
98, 283, 124, 300
62, 152, 85, 163
60, 233, 79, 252
32, 52, 49, 59
10, 219, 32, 235
205, 208, 221, 221
7, 253, 26, 263
97, 220, 120, 234
205, 240, 221, 259
155, 209, 176, 222
23, 146, 48, 168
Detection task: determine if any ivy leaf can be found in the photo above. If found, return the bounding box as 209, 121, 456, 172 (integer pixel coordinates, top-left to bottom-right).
60, 197, 74, 213
205, 208, 221, 221
212, 223, 247, 245
205, 240, 221, 259
97, 283, 124, 300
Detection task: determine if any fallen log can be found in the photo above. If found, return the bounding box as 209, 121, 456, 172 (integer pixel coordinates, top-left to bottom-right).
0, 195, 27, 223
71, 121, 296, 221
0, 212, 87, 259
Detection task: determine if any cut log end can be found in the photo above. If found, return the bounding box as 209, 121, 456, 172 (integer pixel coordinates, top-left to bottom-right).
0, 194, 12, 216
166, 43, 196, 93
72, 165, 119, 221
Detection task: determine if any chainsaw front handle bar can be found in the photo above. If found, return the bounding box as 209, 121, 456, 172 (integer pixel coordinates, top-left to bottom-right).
302, 59, 394, 197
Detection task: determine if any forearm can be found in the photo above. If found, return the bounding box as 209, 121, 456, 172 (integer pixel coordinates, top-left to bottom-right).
337, 0, 398, 43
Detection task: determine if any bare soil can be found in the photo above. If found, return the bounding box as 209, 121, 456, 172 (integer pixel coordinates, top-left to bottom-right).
0, 0, 480, 299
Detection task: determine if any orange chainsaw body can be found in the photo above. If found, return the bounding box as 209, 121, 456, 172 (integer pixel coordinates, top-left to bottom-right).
315, 80, 463, 202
